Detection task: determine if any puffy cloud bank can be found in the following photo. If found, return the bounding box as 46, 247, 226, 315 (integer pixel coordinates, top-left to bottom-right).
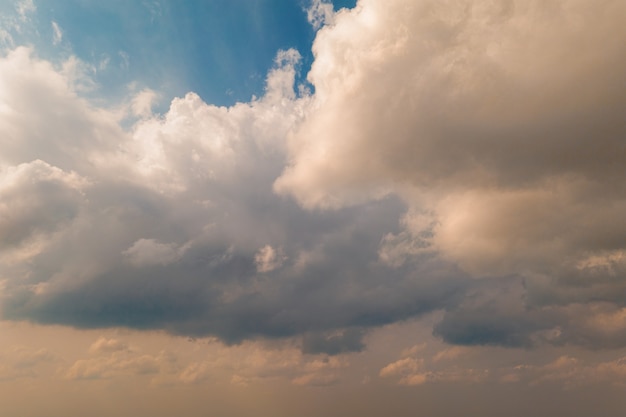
2, 0, 626, 352
277, 0, 626, 348
0, 45, 462, 353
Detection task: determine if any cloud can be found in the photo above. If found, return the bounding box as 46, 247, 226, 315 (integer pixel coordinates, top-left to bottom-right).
379, 357, 422, 378
432, 346, 468, 362
0, 46, 465, 352
88, 337, 130, 355
275, 0, 626, 348
503, 354, 626, 388
434, 279, 626, 349
301, 328, 366, 355
306, 0, 335, 30
130, 88, 158, 118
2, 0, 625, 356
51, 21, 62, 45
376, 339, 626, 389
277, 0, 626, 208
16, 0, 35, 21
0, 345, 56, 381
0, 160, 87, 251
123, 239, 189, 267
291, 372, 338, 387
254, 245, 286, 273
65, 336, 177, 381
0, 47, 126, 171
177, 340, 346, 387
66, 351, 175, 380
0, 0, 36, 49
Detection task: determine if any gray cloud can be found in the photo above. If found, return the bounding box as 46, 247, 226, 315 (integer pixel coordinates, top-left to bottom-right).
0, 46, 466, 351
433, 277, 559, 348
2, 0, 626, 354
302, 328, 367, 355
0, 160, 86, 248
2, 196, 465, 344
275, 0, 626, 349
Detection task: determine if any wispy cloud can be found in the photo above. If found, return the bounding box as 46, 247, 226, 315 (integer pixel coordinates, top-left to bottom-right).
51, 21, 62, 45
306, 0, 335, 30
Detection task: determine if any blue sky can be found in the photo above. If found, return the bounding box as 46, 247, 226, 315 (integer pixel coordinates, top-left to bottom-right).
1, 1, 626, 416
7, 0, 355, 107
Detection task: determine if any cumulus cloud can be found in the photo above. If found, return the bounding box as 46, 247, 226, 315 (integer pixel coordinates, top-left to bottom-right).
278, 0, 626, 208
2, 0, 625, 356
0, 160, 87, 250
0, 45, 464, 351
276, 0, 626, 348
0, 47, 126, 171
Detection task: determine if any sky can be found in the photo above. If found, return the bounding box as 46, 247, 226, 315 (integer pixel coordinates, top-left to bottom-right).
1, 0, 626, 416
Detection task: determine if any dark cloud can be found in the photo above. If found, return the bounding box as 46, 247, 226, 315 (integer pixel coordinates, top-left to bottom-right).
302, 328, 367, 355
275, 0, 626, 351
0, 49, 466, 348
2, 194, 466, 347
433, 277, 547, 348
3, 0, 626, 355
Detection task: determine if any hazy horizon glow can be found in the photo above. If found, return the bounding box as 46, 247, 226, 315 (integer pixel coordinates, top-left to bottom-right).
2, 1, 626, 416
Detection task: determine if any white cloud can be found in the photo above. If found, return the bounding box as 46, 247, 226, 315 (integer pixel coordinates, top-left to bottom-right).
51, 21, 62, 45
88, 337, 130, 354
130, 88, 158, 118
254, 245, 286, 273
0, 47, 126, 172
16, 0, 35, 21
306, 0, 335, 30
0, 0, 35, 49
0, 29, 13, 48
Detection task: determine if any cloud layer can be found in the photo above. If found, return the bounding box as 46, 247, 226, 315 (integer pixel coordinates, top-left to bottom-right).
277, 0, 626, 348
0, 45, 463, 353
2, 0, 626, 354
